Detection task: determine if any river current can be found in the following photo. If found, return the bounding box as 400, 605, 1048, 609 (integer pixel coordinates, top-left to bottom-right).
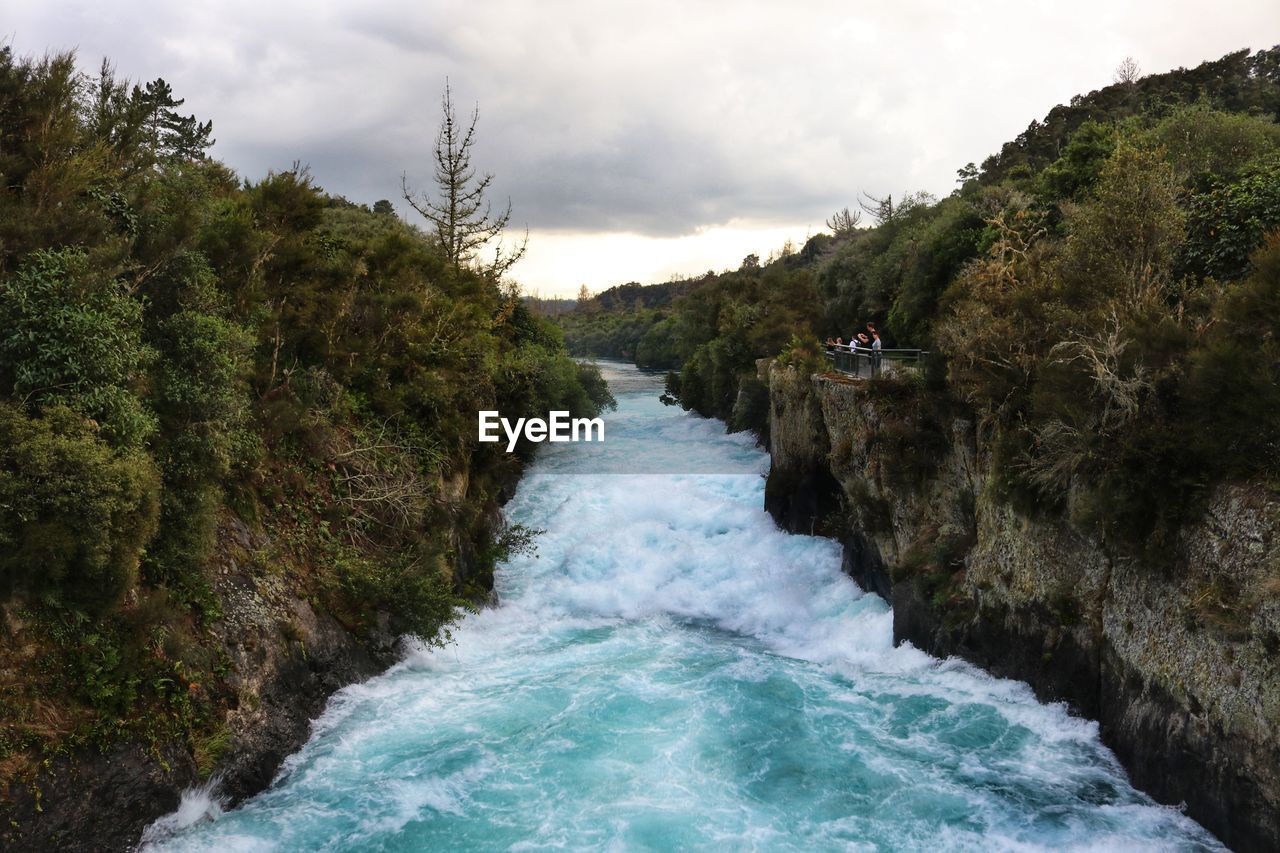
144, 362, 1219, 851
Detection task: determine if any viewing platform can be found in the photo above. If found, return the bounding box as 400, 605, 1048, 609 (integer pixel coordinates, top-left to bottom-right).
825, 345, 928, 379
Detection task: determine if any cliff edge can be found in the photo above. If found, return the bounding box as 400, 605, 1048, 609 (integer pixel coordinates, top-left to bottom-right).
765, 361, 1280, 852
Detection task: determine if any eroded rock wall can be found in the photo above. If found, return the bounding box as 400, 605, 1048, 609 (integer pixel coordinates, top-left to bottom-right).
5, 454, 517, 851
2, 515, 387, 853
766, 363, 1280, 851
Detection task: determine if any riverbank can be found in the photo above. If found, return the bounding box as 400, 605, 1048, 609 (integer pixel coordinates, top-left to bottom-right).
1, 466, 519, 853
2, 514, 381, 851
762, 359, 1280, 851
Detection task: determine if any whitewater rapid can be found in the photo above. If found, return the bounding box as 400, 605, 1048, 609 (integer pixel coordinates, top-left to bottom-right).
144, 362, 1219, 851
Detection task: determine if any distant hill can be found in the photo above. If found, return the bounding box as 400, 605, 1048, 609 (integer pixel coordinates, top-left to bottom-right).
588, 279, 698, 312
523, 294, 578, 317
976, 46, 1280, 185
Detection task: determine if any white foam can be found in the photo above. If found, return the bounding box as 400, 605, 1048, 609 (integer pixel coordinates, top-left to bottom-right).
138, 777, 225, 849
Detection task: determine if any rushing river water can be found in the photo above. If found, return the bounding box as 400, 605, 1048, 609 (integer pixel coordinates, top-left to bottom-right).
145, 362, 1219, 852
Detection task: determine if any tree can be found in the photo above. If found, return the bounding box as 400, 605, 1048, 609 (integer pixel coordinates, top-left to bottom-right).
826, 207, 862, 237
576, 284, 599, 314
1114, 56, 1141, 85
402, 81, 526, 278
857, 190, 934, 224
859, 191, 896, 223
133, 78, 214, 160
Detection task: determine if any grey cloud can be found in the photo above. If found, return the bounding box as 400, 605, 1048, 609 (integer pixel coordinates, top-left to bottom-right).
6, 0, 1279, 238
336, 6, 462, 61
478, 122, 845, 236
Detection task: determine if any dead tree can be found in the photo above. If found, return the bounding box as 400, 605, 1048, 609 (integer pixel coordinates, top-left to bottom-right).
402, 81, 526, 279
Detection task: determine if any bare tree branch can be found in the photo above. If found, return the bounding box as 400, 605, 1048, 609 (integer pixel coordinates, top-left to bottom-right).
826, 206, 862, 237
1114, 56, 1141, 85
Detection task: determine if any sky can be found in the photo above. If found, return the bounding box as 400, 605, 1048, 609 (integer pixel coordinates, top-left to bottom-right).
5, 1, 1279, 296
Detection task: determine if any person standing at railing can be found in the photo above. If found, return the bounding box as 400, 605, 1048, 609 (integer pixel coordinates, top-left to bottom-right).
871, 331, 883, 374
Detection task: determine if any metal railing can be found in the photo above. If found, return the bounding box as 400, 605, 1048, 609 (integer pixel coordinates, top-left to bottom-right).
825, 345, 928, 378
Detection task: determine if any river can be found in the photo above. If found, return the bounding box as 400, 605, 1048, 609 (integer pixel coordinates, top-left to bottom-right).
143, 361, 1219, 851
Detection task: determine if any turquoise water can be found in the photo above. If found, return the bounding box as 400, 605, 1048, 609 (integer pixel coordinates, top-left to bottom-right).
144, 362, 1220, 852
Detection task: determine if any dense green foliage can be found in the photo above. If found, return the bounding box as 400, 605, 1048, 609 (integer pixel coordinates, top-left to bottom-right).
975, 47, 1280, 187
564, 46, 1280, 558
559, 278, 695, 362
940, 141, 1280, 556
0, 47, 610, 777
0, 405, 160, 610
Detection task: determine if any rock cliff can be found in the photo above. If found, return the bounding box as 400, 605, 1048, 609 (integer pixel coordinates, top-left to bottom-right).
3, 461, 514, 852
2, 514, 388, 852
765, 361, 1280, 852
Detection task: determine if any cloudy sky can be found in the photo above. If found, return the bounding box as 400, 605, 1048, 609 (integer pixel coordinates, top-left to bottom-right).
6, 1, 1279, 295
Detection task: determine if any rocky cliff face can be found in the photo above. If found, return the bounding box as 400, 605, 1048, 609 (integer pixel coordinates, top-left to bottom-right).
765, 361, 1280, 852
2, 514, 390, 852
3, 456, 514, 852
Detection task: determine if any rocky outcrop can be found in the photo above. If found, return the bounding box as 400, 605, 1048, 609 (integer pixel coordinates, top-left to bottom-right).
766, 363, 1280, 852
2, 515, 389, 852
197, 517, 392, 804
762, 363, 842, 535
1, 431, 525, 852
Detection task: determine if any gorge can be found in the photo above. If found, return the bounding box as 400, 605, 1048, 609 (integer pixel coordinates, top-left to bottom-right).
140, 363, 1222, 851
2, 32, 1278, 853
763, 359, 1280, 851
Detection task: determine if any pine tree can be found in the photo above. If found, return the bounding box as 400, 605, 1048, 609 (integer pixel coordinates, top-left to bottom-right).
131, 78, 213, 160
402, 82, 526, 278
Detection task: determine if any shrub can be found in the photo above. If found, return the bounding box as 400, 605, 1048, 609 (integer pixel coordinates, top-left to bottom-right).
326, 544, 459, 643
776, 334, 827, 375
0, 248, 155, 447
0, 405, 160, 611
1144, 105, 1280, 186
729, 375, 770, 438
143, 280, 252, 593
1181, 159, 1280, 282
